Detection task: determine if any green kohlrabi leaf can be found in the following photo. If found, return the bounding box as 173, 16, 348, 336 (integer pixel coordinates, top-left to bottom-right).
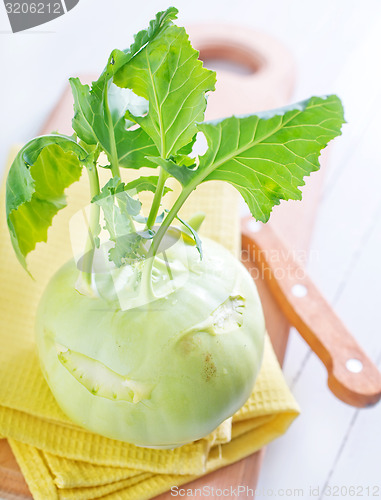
69, 8, 180, 170
95, 7, 179, 92
91, 176, 126, 201
70, 78, 158, 169
176, 133, 197, 156
161, 95, 345, 222
123, 176, 172, 196
93, 178, 145, 266
147, 156, 196, 185
6, 135, 89, 268
70, 78, 98, 146
113, 22, 216, 158
115, 128, 158, 170
92, 175, 171, 201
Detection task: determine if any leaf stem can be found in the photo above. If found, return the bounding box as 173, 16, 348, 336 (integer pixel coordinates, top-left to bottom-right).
146, 167, 168, 229
104, 81, 121, 178
148, 185, 193, 258
80, 162, 100, 290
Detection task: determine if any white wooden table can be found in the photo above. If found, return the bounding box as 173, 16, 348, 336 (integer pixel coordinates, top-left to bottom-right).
1, 1, 380, 498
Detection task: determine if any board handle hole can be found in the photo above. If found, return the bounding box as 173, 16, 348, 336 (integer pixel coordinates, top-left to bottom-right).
199, 44, 263, 75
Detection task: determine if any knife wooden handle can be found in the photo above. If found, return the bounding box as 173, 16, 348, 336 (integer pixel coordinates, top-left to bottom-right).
241, 217, 381, 408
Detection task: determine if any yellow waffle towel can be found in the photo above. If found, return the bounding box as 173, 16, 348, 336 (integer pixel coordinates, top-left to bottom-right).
0, 148, 299, 499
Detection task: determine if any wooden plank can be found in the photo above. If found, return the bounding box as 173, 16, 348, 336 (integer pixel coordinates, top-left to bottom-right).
258, 355, 358, 495
318, 213, 381, 497
282, 8, 381, 384
308, 79, 381, 302
320, 363, 381, 498
257, 8, 381, 495
259, 182, 381, 496
242, 222, 381, 407
304, 188, 381, 498
287, 23, 381, 383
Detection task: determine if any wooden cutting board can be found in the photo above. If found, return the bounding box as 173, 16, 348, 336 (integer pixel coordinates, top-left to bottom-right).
0, 25, 327, 499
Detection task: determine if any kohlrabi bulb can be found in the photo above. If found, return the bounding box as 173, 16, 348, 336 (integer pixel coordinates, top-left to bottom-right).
36, 237, 265, 448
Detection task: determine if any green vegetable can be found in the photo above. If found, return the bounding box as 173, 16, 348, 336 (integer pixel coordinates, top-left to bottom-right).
37, 239, 264, 446
153, 97, 344, 222
6, 135, 89, 268
112, 17, 216, 158
5, 7, 345, 447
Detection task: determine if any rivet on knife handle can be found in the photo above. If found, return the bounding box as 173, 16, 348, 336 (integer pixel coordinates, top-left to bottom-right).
241, 218, 381, 408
